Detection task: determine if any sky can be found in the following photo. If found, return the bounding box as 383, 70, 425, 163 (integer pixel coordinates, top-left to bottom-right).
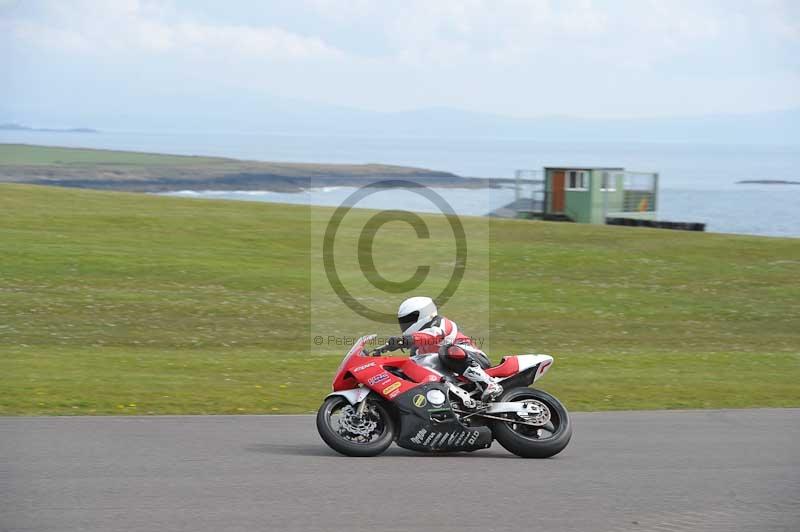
2, 0, 799, 123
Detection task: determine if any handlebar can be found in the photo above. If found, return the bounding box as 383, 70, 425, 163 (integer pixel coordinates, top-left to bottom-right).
368, 343, 403, 356
368, 344, 390, 356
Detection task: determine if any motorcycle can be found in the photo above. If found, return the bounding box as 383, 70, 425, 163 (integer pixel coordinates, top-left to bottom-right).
316, 334, 572, 458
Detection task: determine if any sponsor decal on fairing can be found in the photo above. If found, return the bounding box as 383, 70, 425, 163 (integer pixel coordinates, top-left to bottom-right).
412, 394, 427, 408
353, 362, 376, 373
382, 382, 402, 395
407, 428, 481, 449
410, 428, 428, 444
367, 373, 390, 385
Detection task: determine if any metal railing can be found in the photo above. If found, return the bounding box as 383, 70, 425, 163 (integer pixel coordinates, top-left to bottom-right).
602, 170, 658, 219
514, 169, 544, 215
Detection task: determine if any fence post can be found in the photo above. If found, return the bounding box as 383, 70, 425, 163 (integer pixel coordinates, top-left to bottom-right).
653, 172, 659, 214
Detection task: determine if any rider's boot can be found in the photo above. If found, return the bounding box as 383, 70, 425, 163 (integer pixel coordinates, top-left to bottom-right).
462, 361, 503, 401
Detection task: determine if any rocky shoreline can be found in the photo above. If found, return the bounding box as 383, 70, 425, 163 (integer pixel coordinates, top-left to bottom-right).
1, 167, 512, 193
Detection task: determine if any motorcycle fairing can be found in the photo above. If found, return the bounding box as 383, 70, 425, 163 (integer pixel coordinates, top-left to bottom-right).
487, 354, 553, 380
345, 355, 441, 398
392, 382, 492, 453
490, 355, 554, 390
325, 388, 371, 406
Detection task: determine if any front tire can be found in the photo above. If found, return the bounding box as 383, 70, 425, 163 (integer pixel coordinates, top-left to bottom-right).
316, 395, 395, 457
491, 387, 572, 458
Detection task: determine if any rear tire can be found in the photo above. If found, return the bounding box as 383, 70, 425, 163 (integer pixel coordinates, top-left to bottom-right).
491, 387, 572, 458
316, 395, 395, 457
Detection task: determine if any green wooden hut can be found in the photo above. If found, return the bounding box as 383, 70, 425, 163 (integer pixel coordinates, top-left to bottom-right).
542, 167, 658, 224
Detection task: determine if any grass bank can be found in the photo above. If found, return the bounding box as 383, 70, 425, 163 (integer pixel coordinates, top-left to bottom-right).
0, 144, 467, 192
1, 184, 798, 415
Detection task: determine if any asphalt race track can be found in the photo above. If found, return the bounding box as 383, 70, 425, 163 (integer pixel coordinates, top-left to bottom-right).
1, 409, 798, 532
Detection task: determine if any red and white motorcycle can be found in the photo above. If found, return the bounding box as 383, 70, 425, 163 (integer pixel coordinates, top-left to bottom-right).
316, 335, 572, 458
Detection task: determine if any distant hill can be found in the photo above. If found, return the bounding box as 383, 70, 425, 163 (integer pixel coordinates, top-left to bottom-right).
0, 122, 98, 134
316, 106, 800, 144
3, 93, 798, 143
737, 179, 800, 185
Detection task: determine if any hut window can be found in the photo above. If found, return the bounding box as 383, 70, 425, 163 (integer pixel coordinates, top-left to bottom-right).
600, 172, 616, 191
566, 171, 588, 190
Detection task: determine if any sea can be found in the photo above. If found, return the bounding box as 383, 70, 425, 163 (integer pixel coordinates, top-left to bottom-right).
2, 129, 799, 238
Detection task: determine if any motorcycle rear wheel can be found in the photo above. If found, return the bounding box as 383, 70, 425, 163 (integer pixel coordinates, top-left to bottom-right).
316, 396, 395, 457
490, 387, 572, 458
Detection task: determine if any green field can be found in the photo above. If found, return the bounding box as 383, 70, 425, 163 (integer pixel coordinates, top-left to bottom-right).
1, 183, 798, 415
0, 143, 230, 166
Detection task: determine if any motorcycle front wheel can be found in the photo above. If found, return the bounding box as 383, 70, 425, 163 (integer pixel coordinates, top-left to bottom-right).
490, 387, 572, 458
316, 396, 395, 457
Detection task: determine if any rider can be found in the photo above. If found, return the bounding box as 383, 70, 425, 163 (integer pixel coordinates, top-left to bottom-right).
385, 296, 503, 400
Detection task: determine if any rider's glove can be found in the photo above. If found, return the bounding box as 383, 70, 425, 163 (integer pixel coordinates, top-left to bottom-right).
387, 335, 412, 351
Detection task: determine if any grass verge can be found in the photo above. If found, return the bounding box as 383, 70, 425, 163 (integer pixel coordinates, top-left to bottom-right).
1, 184, 798, 414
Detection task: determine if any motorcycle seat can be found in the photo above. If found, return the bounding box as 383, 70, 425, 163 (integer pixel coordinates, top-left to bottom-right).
485, 356, 520, 378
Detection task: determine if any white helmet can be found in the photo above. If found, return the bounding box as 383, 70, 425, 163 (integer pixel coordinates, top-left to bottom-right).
397, 296, 438, 334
